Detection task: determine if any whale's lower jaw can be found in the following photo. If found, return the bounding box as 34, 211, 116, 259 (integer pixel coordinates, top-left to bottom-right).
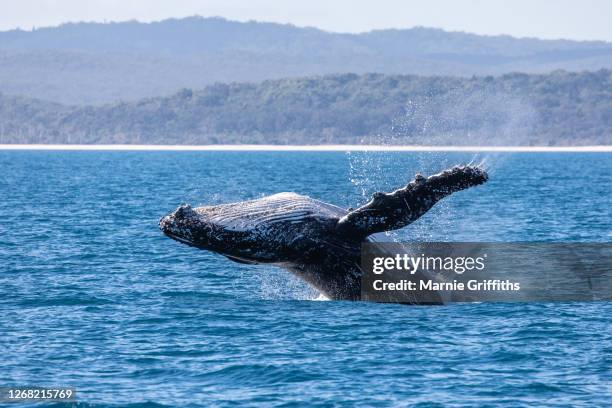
163, 231, 196, 246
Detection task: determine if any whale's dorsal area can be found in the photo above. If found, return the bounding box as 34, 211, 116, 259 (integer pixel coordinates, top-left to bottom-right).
193, 192, 347, 232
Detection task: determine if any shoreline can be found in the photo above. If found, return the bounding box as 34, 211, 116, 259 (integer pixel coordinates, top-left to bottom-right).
0, 144, 611, 152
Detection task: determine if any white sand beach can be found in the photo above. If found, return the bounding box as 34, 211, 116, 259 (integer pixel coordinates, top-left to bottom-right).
0, 144, 611, 152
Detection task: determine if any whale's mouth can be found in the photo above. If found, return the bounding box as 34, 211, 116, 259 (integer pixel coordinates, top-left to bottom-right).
161, 229, 195, 246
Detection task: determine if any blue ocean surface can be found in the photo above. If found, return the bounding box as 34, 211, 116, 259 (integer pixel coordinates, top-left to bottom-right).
0, 151, 610, 407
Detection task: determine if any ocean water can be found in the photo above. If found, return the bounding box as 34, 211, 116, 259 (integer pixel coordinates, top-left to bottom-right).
0, 151, 610, 407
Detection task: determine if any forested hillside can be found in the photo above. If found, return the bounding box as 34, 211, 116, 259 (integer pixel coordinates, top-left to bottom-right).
1, 70, 610, 145
2, 17, 612, 104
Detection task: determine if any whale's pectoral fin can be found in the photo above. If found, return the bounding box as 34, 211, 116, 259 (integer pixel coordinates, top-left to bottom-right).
336, 165, 488, 238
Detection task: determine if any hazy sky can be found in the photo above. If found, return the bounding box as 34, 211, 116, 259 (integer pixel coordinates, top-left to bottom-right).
2, 0, 612, 41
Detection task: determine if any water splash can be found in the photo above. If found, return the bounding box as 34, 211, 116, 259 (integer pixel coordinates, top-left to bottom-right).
252, 265, 320, 300
321, 82, 512, 215
390, 86, 537, 146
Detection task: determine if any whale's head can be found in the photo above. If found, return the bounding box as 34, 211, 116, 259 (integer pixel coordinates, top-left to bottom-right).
159, 194, 329, 263
159, 204, 209, 247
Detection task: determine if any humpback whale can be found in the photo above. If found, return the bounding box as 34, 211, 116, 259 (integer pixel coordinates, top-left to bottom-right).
159, 165, 488, 302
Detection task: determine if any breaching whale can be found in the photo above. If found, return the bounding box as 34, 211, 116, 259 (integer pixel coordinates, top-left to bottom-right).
159, 165, 488, 302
